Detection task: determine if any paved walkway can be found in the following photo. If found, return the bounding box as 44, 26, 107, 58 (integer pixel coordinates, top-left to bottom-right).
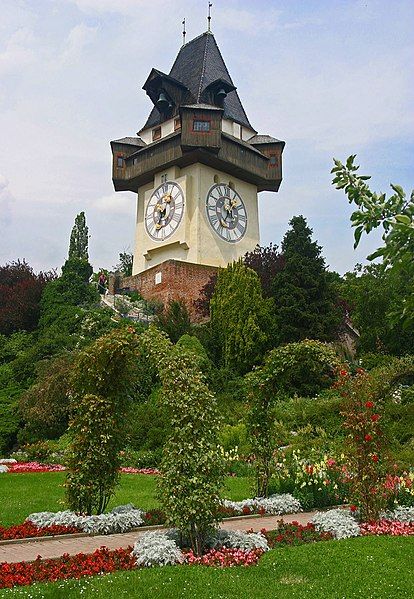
0, 510, 317, 564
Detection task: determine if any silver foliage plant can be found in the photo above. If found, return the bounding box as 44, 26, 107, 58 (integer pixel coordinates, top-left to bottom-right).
222, 493, 301, 516
131, 532, 185, 567
384, 506, 414, 523
208, 529, 269, 552
312, 509, 360, 540
26, 504, 144, 534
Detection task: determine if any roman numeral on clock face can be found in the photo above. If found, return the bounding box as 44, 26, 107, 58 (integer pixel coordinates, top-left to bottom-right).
206, 184, 247, 243
145, 181, 184, 241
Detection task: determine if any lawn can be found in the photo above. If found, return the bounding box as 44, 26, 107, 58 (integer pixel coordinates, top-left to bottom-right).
1, 536, 413, 598
1, 473, 251, 526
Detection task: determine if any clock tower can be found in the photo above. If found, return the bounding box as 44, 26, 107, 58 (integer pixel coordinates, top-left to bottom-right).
110, 31, 284, 318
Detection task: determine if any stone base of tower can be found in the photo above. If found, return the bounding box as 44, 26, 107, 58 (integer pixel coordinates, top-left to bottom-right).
118, 260, 217, 323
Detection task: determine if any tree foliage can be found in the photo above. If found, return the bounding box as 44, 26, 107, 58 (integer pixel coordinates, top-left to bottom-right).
210, 261, 273, 375
115, 252, 133, 277
244, 243, 284, 298
68, 212, 89, 262
271, 216, 341, 344
0, 260, 54, 335
66, 328, 139, 515
141, 328, 225, 555
246, 340, 340, 497
332, 155, 414, 325
339, 264, 413, 355
156, 300, 191, 343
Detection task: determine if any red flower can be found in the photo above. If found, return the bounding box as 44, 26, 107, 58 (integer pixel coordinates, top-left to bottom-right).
364, 434, 373, 442
365, 401, 374, 409
372, 454, 379, 462
350, 505, 357, 512
339, 369, 348, 376
371, 414, 380, 422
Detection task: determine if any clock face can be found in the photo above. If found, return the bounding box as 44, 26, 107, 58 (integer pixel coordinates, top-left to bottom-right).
145, 181, 184, 241
206, 184, 247, 243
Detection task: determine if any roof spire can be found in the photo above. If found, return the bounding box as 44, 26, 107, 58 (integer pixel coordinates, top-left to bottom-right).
182, 18, 186, 46
207, 2, 212, 32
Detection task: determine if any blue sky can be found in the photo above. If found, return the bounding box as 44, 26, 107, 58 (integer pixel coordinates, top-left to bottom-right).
0, 0, 413, 274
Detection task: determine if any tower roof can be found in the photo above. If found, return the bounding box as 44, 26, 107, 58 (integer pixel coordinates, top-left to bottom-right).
141, 31, 254, 132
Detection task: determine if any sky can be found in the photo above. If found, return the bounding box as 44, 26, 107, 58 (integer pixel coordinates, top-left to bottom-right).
0, 0, 413, 275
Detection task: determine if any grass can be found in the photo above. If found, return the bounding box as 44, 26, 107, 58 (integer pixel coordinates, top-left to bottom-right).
1, 473, 251, 527
1, 536, 413, 598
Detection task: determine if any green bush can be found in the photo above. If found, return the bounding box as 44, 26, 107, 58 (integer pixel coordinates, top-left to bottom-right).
128, 392, 170, 452
219, 423, 250, 456
66, 328, 139, 514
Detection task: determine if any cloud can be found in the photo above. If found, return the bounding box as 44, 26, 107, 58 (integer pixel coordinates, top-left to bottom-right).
0, 174, 13, 226
71, 0, 168, 15
92, 192, 135, 215
217, 7, 282, 33
0, 28, 36, 77
60, 23, 98, 64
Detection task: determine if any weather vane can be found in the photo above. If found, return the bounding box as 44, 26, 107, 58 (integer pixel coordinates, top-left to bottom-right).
182, 18, 186, 45
208, 2, 212, 32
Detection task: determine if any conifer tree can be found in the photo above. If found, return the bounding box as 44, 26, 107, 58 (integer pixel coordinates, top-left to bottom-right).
272, 216, 341, 344
210, 261, 273, 374
68, 212, 89, 261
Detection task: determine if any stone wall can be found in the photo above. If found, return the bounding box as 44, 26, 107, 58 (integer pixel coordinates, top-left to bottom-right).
120, 259, 217, 322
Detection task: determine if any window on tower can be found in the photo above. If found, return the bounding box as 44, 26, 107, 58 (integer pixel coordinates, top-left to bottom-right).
117, 155, 124, 167
174, 117, 181, 131
193, 120, 210, 132
152, 126, 161, 141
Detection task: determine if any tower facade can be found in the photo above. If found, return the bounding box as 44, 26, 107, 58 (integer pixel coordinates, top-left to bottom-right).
111, 32, 284, 315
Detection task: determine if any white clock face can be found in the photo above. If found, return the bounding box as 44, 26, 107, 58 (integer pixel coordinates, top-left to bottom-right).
206, 184, 247, 243
145, 181, 184, 241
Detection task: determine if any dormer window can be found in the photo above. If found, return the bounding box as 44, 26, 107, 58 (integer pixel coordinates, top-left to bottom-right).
152, 127, 161, 141
174, 117, 181, 131
193, 120, 210, 132
117, 155, 124, 167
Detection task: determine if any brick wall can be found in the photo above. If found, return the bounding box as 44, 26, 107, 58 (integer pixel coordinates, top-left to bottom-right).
121, 260, 217, 322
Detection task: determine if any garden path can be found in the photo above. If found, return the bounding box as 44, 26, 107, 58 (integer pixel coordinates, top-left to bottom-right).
0, 510, 318, 564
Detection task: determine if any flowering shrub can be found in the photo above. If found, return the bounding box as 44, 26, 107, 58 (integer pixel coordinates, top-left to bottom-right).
337, 368, 390, 521
384, 472, 414, 507
0, 546, 135, 589
143, 509, 166, 526
312, 508, 361, 539
208, 529, 269, 552
185, 547, 263, 567
131, 532, 185, 567
222, 493, 301, 516
27, 505, 144, 535
264, 521, 333, 547
360, 520, 414, 536
0, 522, 78, 541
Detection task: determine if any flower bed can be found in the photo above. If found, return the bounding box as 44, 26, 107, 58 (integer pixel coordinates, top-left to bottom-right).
1, 462, 160, 475
0, 523, 79, 541
186, 547, 263, 567
222, 493, 301, 516
0, 546, 136, 589
5, 462, 66, 473
360, 520, 414, 536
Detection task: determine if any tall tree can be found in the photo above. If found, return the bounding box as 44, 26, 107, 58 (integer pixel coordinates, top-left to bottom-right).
68, 212, 89, 262
210, 261, 273, 374
272, 216, 341, 344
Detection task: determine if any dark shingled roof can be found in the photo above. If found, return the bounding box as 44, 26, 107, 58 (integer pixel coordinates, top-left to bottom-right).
248, 134, 284, 145
142, 32, 254, 132
112, 136, 146, 146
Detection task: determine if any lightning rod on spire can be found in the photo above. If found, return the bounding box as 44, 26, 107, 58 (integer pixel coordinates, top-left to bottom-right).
182, 18, 186, 45
208, 2, 212, 32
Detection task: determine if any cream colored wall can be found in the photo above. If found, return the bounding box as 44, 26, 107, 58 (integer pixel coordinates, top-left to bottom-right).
139, 118, 176, 144
132, 162, 259, 275
222, 118, 255, 141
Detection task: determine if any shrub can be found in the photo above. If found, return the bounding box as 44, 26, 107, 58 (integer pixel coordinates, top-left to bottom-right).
156, 300, 191, 343
208, 529, 269, 552
131, 532, 184, 567
312, 508, 360, 539
66, 328, 139, 514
